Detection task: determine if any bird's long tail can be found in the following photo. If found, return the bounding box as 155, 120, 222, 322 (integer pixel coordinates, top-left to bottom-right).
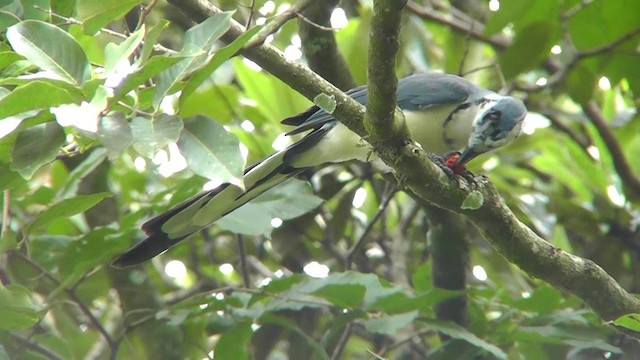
112, 151, 303, 267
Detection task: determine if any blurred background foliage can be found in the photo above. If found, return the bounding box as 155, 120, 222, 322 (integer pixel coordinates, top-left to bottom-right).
0, 0, 639, 359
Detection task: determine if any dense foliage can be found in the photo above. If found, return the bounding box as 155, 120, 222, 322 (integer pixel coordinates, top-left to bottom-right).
1, 0, 640, 359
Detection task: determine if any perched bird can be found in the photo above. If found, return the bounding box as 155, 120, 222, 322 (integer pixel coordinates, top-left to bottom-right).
113, 72, 526, 267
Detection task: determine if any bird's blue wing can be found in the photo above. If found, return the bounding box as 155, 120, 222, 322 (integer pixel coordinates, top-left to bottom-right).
282, 73, 479, 135
396, 73, 478, 111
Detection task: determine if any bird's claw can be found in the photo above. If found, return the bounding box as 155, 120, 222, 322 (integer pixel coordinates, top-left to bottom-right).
428, 151, 478, 187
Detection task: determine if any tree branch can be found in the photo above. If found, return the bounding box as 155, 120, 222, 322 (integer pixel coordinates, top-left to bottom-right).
166, 0, 640, 335
365, 0, 408, 148
582, 101, 640, 200
298, 0, 356, 90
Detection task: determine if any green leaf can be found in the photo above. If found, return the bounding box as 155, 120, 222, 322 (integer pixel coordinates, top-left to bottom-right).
566, 64, 596, 104
26, 192, 112, 233
311, 283, 366, 308
0, 80, 82, 120
57, 149, 108, 199
104, 25, 145, 73
153, 12, 234, 108
110, 55, 186, 104
611, 313, 640, 332
130, 114, 183, 157
0, 110, 38, 139
57, 227, 131, 285
213, 321, 253, 360
370, 289, 464, 314
139, 20, 170, 64
179, 84, 241, 122
177, 115, 245, 186
0, 11, 19, 32
420, 319, 507, 359
98, 113, 132, 159
11, 122, 65, 179
7, 20, 90, 83
511, 286, 563, 313
77, 0, 143, 35
484, 0, 559, 35
313, 93, 337, 114
233, 58, 311, 122
259, 313, 330, 359
0, 285, 41, 330
0, 51, 24, 70
180, 25, 262, 103
461, 190, 484, 210
498, 21, 557, 79
218, 179, 322, 236
363, 311, 419, 335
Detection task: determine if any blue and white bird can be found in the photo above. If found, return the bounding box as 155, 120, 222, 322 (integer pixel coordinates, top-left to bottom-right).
113, 72, 526, 267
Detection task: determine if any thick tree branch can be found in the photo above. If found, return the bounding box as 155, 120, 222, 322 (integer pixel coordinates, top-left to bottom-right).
166, 0, 640, 335
365, 0, 408, 148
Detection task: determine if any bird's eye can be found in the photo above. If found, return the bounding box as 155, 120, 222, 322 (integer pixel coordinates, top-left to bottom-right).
484, 111, 501, 122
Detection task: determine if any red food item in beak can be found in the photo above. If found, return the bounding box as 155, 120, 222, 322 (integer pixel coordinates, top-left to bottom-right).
444, 153, 466, 175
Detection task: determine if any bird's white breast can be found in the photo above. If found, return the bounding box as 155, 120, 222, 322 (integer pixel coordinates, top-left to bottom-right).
290, 103, 476, 169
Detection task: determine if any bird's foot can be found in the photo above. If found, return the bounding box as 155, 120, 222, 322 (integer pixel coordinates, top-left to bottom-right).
429, 151, 478, 186
428, 152, 456, 177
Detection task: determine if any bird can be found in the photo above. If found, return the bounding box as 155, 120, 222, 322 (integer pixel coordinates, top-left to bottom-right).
112, 72, 527, 267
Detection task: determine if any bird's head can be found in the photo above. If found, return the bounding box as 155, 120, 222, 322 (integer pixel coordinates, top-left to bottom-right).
452, 96, 527, 172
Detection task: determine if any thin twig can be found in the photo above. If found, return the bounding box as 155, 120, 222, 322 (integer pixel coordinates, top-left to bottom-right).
136, 0, 159, 31
518, 27, 640, 92
406, 1, 509, 49
457, 21, 474, 76
1, 190, 9, 241
296, 12, 338, 31
330, 323, 353, 360
12, 334, 63, 360
245, 0, 255, 28
345, 186, 397, 269
13, 251, 119, 357
244, 0, 316, 49
562, 0, 596, 19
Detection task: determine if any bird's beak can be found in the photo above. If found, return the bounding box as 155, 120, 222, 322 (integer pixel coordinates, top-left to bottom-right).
453, 148, 479, 169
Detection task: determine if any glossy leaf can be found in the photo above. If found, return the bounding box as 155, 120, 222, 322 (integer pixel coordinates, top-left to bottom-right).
11, 122, 65, 179
0, 80, 82, 121
0, 285, 41, 330
77, 0, 142, 35
461, 190, 484, 210
26, 192, 112, 232
7, 20, 90, 83
612, 313, 640, 332
104, 26, 145, 73
180, 24, 262, 103
177, 115, 245, 186
499, 21, 557, 79
311, 283, 366, 308
363, 311, 419, 335
98, 113, 132, 159
110, 55, 186, 103
130, 114, 183, 157
153, 12, 234, 108
213, 321, 252, 360
217, 179, 323, 236
420, 319, 508, 359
